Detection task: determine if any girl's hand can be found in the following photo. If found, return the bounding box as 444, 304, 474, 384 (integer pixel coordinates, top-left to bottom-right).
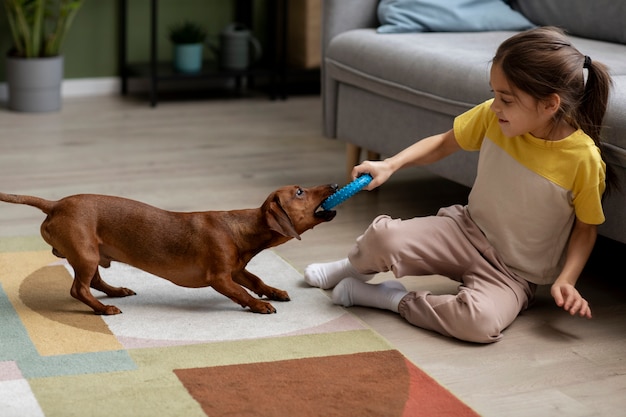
551, 282, 592, 319
351, 160, 394, 191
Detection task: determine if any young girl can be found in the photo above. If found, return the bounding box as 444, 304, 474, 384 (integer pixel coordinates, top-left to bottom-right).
305, 27, 614, 344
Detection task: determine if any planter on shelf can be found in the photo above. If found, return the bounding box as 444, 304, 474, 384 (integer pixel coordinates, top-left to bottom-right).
172, 43, 204, 73
169, 21, 207, 74
3, 0, 85, 112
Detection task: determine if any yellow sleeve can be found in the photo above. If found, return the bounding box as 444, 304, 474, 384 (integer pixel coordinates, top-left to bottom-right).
453, 99, 494, 151
573, 150, 606, 225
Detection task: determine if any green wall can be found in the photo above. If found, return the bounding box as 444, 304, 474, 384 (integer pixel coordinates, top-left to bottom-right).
0, 0, 268, 81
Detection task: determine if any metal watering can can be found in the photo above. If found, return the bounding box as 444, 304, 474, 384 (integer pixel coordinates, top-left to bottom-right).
210, 23, 262, 70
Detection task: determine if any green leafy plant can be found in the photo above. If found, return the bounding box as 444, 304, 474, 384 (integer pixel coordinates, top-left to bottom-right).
4, 0, 85, 58
169, 20, 207, 44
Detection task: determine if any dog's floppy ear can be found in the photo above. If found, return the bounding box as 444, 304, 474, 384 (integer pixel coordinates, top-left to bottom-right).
266, 196, 301, 240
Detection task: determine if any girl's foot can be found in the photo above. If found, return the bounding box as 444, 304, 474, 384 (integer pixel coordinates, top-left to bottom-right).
332, 278, 408, 313
304, 258, 374, 289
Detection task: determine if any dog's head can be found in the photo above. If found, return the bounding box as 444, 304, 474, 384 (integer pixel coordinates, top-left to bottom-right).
264, 184, 338, 241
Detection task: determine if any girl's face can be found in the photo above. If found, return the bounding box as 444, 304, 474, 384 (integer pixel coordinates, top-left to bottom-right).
489, 63, 559, 140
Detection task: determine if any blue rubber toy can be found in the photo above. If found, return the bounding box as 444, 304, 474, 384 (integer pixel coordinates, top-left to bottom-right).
321, 173, 373, 211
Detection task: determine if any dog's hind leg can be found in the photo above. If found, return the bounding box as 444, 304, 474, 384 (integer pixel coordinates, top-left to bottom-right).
233, 269, 290, 302
68, 258, 124, 315
90, 269, 136, 298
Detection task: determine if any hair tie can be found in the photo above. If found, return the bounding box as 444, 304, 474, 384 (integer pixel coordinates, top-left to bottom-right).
583, 55, 592, 69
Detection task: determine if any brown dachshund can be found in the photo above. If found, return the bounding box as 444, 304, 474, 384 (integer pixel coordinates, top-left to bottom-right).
0, 185, 337, 315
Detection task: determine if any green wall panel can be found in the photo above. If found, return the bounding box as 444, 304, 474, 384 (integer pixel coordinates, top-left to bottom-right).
0, 0, 247, 81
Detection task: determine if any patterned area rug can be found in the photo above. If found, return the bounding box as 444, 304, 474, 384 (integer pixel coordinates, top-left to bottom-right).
0, 237, 479, 417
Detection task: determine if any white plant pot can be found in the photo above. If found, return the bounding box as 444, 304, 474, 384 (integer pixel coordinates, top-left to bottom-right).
6, 55, 64, 112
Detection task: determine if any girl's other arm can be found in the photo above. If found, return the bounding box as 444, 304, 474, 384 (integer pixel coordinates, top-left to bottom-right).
352, 129, 461, 190
551, 219, 597, 319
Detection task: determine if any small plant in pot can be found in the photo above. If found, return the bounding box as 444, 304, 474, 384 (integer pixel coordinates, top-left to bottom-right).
169, 20, 208, 74
4, 0, 85, 112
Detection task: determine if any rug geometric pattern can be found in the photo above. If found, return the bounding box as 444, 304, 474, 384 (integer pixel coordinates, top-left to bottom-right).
0, 237, 479, 417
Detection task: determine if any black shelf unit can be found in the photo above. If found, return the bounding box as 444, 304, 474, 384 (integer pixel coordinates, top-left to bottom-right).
119, 0, 287, 107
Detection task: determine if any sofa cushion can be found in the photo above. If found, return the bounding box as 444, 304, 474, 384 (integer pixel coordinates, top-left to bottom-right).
327, 30, 516, 114
326, 29, 626, 148
377, 0, 534, 33
510, 0, 626, 44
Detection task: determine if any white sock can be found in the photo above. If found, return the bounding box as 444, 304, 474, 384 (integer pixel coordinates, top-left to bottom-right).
304, 258, 374, 289
332, 278, 408, 313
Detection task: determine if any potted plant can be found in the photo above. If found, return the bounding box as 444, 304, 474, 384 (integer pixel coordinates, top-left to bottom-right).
4, 0, 85, 112
169, 20, 207, 74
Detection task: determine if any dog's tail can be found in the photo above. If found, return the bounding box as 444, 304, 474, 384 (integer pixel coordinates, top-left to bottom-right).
0, 192, 56, 214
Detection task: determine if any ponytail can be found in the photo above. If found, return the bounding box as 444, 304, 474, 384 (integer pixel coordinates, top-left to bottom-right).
579, 56, 617, 195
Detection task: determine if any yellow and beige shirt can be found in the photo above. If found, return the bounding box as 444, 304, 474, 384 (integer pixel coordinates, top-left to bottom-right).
453, 99, 606, 285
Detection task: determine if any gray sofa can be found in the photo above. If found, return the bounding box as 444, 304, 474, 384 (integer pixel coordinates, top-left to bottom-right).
322, 0, 626, 244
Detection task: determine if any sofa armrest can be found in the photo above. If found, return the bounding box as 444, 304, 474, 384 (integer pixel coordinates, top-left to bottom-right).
322, 0, 379, 138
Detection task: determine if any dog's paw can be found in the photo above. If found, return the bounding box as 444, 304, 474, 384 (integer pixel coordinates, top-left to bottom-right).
120, 287, 137, 297
95, 305, 123, 315
250, 300, 277, 314
268, 289, 290, 302
109, 287, 136, 298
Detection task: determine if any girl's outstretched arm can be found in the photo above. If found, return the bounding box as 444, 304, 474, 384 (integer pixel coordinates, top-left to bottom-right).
551, 219, 597, 319
352, 129, 460, 190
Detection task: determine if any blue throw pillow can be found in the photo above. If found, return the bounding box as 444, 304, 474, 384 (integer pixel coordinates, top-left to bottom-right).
378, 0, 535, 33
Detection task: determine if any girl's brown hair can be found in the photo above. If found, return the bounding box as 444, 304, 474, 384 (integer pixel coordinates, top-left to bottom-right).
493, 26, 616, 194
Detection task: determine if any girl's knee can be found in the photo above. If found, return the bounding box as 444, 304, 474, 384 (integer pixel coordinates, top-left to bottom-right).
449, 292, 504, 343
349, 215, 405, 275
357, 215, 406, 255
452, 316, 503, 343
400, 291, 505, 344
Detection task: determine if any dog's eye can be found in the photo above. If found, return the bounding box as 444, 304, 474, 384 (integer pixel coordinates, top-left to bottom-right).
296, 188, 304, 197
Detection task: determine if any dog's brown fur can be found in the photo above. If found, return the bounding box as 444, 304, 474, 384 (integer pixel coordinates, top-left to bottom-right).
0, 185, 337, 315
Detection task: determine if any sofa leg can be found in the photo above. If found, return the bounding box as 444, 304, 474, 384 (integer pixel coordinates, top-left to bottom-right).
367, 150, 381, 161
346, 144, 382, 180
346, 143, 361, 180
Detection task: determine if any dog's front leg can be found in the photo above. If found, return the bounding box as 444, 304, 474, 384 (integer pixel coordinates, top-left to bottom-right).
233, 269, 290, 302
211, 274, 277, 314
